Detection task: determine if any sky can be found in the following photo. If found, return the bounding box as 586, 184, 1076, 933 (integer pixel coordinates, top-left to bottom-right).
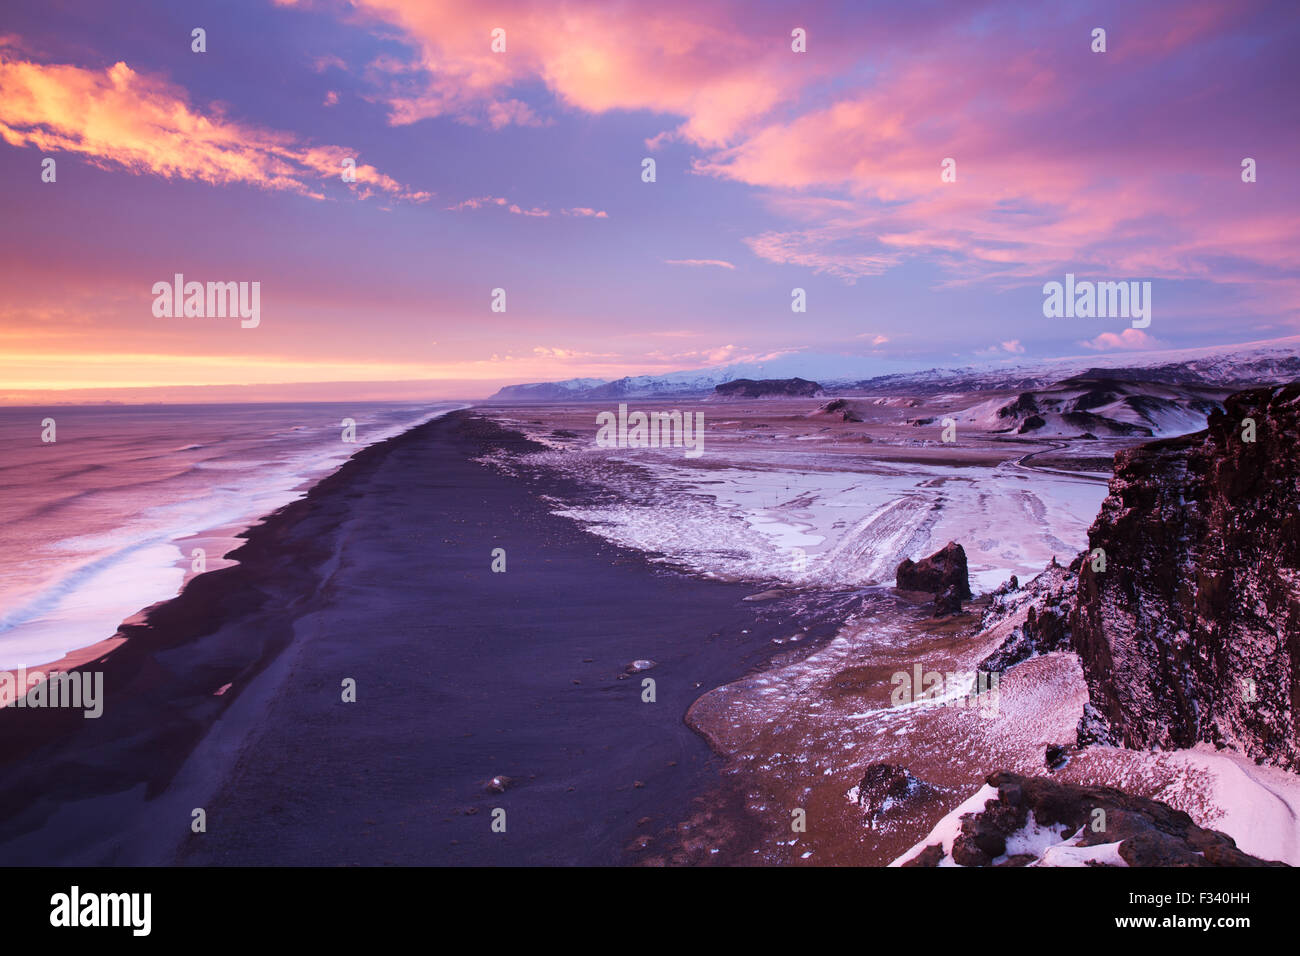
1, 0, 1298, 402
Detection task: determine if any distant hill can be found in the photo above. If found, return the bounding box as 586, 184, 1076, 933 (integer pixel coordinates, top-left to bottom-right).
485, 378, 609, 401
485, 337, 1300, 402
711, 377, 825, 399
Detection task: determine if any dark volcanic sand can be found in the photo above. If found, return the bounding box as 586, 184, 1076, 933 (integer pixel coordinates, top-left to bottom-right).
0, 410, 839, 865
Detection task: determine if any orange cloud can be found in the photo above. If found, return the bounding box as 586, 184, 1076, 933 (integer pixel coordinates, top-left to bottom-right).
0, 47, 429, 201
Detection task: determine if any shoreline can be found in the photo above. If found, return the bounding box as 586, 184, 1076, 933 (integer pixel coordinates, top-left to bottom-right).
0, 402, 464, 681
0, 409, 842, 865
0, 408, 454, 863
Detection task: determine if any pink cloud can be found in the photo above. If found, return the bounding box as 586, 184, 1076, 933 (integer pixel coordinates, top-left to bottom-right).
270, 1, 1297, 306
1081, 328, 1162, 351
531, 346, 616, 360
295, 0, 840, 144
664, 259, 734, 270
744, 230, 899, 282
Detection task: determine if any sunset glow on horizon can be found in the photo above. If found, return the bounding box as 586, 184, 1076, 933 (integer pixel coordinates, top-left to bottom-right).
2, 0, 1298, 403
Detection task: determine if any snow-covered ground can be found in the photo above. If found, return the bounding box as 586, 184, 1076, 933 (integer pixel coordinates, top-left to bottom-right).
492, 428, 1106, 595
481, 401, 1299, 867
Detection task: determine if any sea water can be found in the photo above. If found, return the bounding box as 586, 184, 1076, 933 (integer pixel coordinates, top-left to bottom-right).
0, 402, 459, 669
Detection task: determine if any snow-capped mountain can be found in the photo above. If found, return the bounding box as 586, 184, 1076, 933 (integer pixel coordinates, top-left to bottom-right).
487, 352, 899, 400
486, 337, 1300, 401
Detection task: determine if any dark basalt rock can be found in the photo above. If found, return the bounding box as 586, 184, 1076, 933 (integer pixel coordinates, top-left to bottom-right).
1061, 410, 1152, 436
896, 541, 972, 600
901, 843, 944, 867
933, 584, 964, 617
978, 561, 1077, 674
998, 392, 1040, 419
944, 771, 1285, 867
855, 763, 939, 820
1071, 383, 1300, 771
713, 377, 825, 399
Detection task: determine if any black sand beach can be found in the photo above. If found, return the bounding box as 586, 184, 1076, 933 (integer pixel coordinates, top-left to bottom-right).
0, 410, 836, 865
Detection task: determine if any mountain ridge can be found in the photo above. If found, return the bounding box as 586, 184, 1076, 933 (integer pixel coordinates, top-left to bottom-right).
486, 337, 1300, 401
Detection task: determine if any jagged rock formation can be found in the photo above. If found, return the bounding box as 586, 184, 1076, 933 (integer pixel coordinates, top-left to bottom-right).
712, 377, 825, 399
978, 560, 1077, 673
1072, 384, 1300, 770
896, 542, 972, 603
899, 771, 1285, 867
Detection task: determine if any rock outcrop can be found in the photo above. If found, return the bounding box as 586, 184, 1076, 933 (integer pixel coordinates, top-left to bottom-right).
896, 542, 972, 603
1072, 383, 1300, 770
978, 559, 1077, 674
810, 398, 863, 421
712, 377, 825, 399
899, 771, 1285, 867
853, 763, 941, 821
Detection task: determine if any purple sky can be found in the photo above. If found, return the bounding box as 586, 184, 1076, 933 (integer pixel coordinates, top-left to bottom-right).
2, 0, 1297, 401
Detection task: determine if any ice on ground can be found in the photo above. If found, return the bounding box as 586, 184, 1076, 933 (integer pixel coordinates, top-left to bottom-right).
505, 441, 1106, 593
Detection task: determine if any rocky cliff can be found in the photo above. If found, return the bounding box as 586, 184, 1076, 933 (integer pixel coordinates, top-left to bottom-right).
896, 771, 1284, 867
1072, 384, 1300, 770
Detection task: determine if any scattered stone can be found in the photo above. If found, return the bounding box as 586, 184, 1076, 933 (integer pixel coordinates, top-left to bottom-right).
854, 763, 941, 821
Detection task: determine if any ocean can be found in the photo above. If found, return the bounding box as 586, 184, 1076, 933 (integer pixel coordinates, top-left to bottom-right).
0, 402, 460, 670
